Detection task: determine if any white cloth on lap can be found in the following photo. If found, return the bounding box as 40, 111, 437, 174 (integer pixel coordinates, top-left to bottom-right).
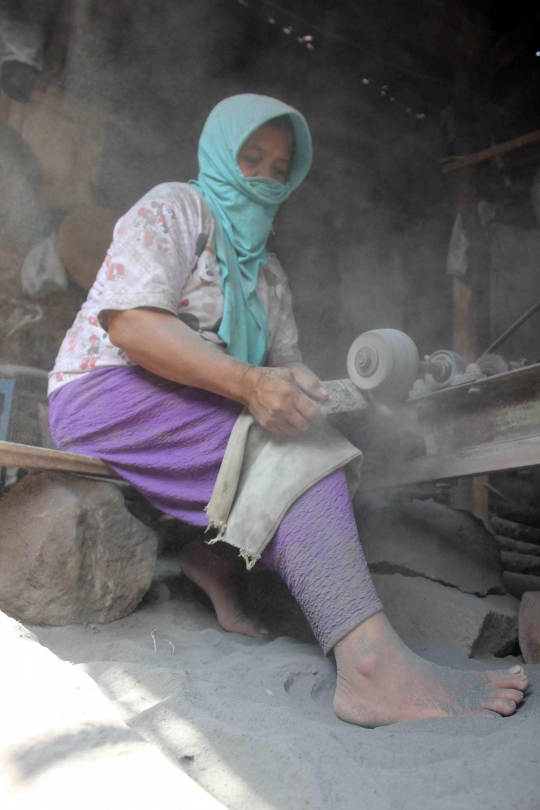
206, 409, 363, 567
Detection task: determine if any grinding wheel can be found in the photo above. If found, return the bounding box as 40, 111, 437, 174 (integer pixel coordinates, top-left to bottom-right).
347, 328, 419, 400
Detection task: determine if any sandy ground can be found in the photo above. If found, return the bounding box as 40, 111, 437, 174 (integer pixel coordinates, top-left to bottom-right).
31, 558, 540, 810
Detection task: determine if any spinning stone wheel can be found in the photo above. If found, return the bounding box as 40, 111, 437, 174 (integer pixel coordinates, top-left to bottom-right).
346, 329, 419, 401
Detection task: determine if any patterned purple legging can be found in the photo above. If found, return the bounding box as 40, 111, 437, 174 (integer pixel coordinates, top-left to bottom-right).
262, 469, 382, 652
49, 367, 382, 653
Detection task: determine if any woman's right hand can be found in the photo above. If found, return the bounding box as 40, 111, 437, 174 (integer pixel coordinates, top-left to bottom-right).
241, 366, 329, 437
107, 310, 327, 437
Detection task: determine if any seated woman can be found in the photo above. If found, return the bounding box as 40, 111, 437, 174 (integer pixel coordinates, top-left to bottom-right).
48, 94, 527, 727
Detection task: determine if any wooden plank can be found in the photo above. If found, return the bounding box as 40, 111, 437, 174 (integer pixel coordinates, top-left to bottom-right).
360, 435, 540, 492
43, 0, 74, 77
0, 441, 116, 478
453, 276, 476, 363
442, 129, 540, 173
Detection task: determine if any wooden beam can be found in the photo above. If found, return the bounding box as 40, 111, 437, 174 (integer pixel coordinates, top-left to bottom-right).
360, 435, 540, 492
443, 129, 540, 173
451, 475, 490, 531
453, 275, 477, 363
43, 0, 74, 77
0, 441, 116, 478
449, 50, 491, 523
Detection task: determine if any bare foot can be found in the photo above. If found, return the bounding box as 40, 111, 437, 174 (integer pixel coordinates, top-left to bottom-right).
178, 541, 268, 638
333, 612, 529, 727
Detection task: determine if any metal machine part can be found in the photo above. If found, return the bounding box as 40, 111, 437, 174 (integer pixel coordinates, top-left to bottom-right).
476, 353, 511, 377
479, 296, 540, 358
323, 332, 514, 414
346, 328, 419, 401
0, 365, 51, 496
419, 350, 465, 387
361, 363, 540, 492
410, 351, 486, 398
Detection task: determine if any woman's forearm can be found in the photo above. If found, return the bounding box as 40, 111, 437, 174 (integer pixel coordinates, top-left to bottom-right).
106, 308, 251, 404
107, 307, 329, 436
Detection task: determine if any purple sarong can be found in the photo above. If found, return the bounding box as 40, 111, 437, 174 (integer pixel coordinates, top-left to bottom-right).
49, 366, 242, 526
49, 366, 382, 652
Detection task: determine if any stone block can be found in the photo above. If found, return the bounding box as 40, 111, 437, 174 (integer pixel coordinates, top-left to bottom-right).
360, 499, 505, 596
519, 592, 540, 664
496, 535, 540, 557
501, 551, 540, 577
372, 573, 519, 657
503, 571, 540, 599
0, 472, 158, 625
491, 516, 540, 545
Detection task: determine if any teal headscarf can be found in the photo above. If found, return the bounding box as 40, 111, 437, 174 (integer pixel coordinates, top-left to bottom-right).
190, 94, 312, 366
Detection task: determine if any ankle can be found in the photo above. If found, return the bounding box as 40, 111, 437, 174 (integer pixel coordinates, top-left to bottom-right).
335, 644, 386, 686
333, 612, 409, 676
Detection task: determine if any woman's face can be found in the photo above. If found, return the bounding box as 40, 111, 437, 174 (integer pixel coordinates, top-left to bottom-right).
237, 123, 292, 184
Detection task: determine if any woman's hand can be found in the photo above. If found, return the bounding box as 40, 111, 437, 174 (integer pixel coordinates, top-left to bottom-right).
241, 366, 328, 437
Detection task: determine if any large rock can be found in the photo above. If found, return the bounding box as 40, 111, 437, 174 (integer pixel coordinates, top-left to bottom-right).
0, 472, 158, 625
372, 573, 519, 657
519, 592, 540, 664
360, 499, 505, 596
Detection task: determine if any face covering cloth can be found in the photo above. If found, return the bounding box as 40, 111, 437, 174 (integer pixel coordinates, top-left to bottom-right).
190, 94, 312, 367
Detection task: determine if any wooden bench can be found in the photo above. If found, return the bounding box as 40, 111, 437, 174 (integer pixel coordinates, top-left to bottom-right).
0, 440, 116, 479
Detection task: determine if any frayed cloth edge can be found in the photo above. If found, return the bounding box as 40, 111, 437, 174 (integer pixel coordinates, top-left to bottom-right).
204, 507, 227, 536
205, 519, 261, 571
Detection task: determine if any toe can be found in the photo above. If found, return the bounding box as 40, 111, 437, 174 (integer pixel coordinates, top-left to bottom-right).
483, 670, 529, 691
235, 621, 267, 638
482, 698, 517, 717
237, 620, 269, 639
509, 665, 524, 675
491, 688, 524, 704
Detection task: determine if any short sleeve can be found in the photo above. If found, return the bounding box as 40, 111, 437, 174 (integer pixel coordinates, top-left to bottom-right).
266, 268, 303, 366
96, 184, 202, 328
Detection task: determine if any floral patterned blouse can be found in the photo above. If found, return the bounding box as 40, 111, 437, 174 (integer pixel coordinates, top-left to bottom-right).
48, 183, 302, 395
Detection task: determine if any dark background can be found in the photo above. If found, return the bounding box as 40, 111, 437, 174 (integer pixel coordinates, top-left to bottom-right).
4, 0, 540, 376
